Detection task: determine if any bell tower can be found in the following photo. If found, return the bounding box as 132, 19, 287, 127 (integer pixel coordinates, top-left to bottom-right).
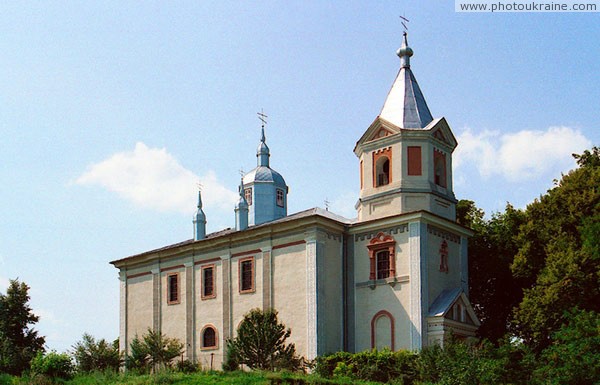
354, 33, 458, 222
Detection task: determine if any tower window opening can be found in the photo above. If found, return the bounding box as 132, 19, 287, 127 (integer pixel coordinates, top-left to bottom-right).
244, 188, 252, 205
276, 189, 284, 207
376, 157, 390, 187
376, 250, 391, 279
434, 151, 447, 188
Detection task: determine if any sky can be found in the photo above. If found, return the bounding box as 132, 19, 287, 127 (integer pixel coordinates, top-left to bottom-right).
0, 2, 598, 353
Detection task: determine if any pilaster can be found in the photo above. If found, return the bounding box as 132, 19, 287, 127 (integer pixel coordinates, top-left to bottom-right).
118, 271, 127, 355
305, 233, 319, 360
151, 266, 161, 332
261, 247, 272, 310
408, 221, 428, 350
221, 254, 232, 343
184, 260, 194, 361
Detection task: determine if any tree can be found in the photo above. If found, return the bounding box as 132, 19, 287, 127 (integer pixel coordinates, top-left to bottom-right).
124, 335, 148, 372
511, 147, 600, 351
459, 200, 526, 343
534, 309, 600, 385
30, 351, 73, 381
143, 328, 183, 372
225, 308, 301, 371
72, 333, 121, 373
0, 279, 45, 375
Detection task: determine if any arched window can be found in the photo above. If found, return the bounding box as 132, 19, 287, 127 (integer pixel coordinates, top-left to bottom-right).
434, 150, 447, 188
375, 156, 390, 187
201, 325, 218, 350
376, 250, 390, 279
371, 310, 395, 350
367, 232, 396, 281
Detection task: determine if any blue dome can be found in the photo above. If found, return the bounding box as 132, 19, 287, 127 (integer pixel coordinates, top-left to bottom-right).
243, 166, 286, 187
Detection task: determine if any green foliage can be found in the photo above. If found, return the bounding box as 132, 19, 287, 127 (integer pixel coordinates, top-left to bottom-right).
462, 200, 527, 343
226, 308, 302, 371
72, 333, 121, 373
124, 335, 148, 372
30, 351, 74, 380
124, 330, 183, 373
533, 309, 600, 385
142, 329, 184, 372
415, 340, 506, 385
315, 349, 416, 383
175, 359, 200, 374
0, 280, 46, 376
511, 147, 600, 351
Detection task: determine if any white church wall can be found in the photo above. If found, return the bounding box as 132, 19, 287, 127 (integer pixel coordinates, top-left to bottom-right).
426, 227, 463, 309
160, 266, 187, 348
195, 260, 223, 368
126, 274, 153, 344
317, 235, 344, 355
272, 242, 309, 358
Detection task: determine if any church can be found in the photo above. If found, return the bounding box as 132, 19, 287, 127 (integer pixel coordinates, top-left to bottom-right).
110, 33, 480, 368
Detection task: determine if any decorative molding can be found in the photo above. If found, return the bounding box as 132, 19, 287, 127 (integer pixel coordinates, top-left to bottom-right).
354, 224, 408, 242
355, 275, 409, 289
367, 232, 397, 280
161, 264, 185, 273
427, 225, 460, 244
272, 240, 306, 250
371, 310, 395, 351
127, 271, 152, 279
194, 257, 221, 266
231, 249, 261, 258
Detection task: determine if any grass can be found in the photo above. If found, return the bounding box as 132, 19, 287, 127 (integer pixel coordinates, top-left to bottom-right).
0, 371, 386, 385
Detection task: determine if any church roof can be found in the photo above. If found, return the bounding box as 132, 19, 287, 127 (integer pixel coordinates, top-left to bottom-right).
110, 207, 351, 265
243, 166, 286, 186
379, 32, 433, 129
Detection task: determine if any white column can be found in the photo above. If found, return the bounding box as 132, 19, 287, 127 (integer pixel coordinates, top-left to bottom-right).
151, 267, 161, 332
184, 260, 194, 361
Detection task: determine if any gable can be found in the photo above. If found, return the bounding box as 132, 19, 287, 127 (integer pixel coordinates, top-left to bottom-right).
428, 288, 481, 327
354, 117, 401, 151
426, 117, 457, 150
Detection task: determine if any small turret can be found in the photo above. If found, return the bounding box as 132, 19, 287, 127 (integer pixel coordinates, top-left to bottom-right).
193, 190, 207, 240
235, 178, 249, 231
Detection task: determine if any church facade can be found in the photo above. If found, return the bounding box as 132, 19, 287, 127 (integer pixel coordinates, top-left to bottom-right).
110, 33, 479, 368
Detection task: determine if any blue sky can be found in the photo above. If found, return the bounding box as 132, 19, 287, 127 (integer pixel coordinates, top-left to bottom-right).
1, 2, 597, 352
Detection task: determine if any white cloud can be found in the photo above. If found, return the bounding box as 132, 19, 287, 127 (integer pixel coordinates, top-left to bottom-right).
76, 142, 238, 214
455, 126, 591, 182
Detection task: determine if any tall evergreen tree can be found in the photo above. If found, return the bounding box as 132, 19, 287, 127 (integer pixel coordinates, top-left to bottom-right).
0, 279, 45, 375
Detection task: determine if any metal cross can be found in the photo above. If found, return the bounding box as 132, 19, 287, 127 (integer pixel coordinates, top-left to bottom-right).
197, 181, 203, 192
324, 198, 330, 211
257, 109, 268, 128
400, 15, 409, 33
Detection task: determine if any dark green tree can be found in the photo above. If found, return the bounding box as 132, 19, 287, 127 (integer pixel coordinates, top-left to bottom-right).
225, 308, 301, 371
124, 335, 148, 372
459, 200, 526, 343
511, 147, 600, 351
533, 309, 600, 385
72, 333, 121, 373
0, 279, 45, 375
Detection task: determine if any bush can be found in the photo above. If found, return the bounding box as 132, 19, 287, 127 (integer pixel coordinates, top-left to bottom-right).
30, 351, 74, 380
315, 349, 417, 383
124, 329, 183, 373
225, 308, 303, 371
72, 333, 121, 373
175, 359, 200, 373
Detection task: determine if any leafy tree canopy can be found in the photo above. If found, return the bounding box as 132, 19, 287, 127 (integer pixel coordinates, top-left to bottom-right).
0, 279, 45, 375
225, 308, 301, 371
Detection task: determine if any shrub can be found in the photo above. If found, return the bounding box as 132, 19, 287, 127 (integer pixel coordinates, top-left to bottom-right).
125, 335, 148, 372
315, 349, 417, 383
72, 333, 121, 373
175, 359, 200, 373
30, 351, 74, 380
225, 308, 303, 371
124, 329, 183, 373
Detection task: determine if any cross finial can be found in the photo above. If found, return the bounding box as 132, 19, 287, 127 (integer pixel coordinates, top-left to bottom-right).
400, 15, 409, 33
324, 198, 330, 211
239, 168, 245, 178
197, 181, 203, 192
257, 109, 268, 129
